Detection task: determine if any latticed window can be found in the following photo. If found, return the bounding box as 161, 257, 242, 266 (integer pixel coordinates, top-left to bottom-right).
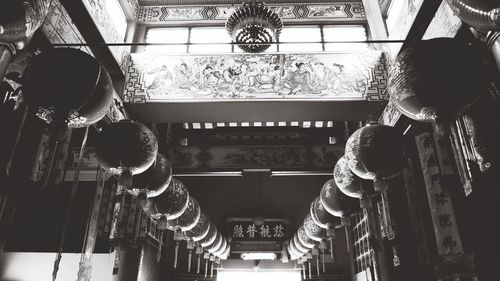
144, 25, 367, 54
351, 210, 376, 274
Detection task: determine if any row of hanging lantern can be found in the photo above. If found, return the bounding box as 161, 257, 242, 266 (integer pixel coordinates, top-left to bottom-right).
288, 36, 490, 279
287, 178, 359, 279
287, 121, 406, 279
18, 47, 116, 281
95, 120, 230, 278
17, 46, 229, 279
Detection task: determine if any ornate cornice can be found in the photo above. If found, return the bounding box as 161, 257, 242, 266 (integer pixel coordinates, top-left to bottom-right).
138, 3, 365, 23
139, 0, 361, 6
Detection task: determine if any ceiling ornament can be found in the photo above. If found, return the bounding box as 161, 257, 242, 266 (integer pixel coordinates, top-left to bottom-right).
225, 1, 283, 53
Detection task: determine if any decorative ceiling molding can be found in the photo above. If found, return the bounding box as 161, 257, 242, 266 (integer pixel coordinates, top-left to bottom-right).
138, 0, 361, 6
123, 51, 387, 103
137, 3, 365, 24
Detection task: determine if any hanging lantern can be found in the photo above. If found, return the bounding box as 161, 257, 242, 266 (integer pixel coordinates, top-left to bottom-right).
303, 214, 326, 242
333, 155, 367, 199
23, 48, 114, 186
310, 196, 341, 229
185, 213, 211, 242
287, 243, 296, 260
204, 231, 223, 253
344, 125, 405, 240
388, 38, 486, 123
446, 0, 500, 31
212, 237, 228, 257
288, 241, 301, 260
344, 124, 405, 181
0, 0, 50, 80
166, 196, 201, 232
24, 48, 114, 128
297, 226, 315, 249
96, 120, 158, 190
131, 153, 172, 198
142, 178, 189, 220
225, 0, 283, 53
220, 245, 231, 260
320, 179, 359, 218
199, 223, 218, 248
293, 234, 309, 254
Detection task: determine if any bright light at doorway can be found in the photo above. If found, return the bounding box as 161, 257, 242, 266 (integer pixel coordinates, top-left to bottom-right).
217, 269, 301, 281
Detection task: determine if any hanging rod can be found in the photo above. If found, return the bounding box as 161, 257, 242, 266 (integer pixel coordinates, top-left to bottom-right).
51, 39, 407, 47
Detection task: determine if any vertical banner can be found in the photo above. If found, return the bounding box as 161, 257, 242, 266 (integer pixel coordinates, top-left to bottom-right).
414, 133, 464, 257
77, 168, 108, 281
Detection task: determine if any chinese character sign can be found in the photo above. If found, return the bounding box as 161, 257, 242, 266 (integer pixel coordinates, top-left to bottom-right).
230, 221, 287, 241
415, 133, 464, 256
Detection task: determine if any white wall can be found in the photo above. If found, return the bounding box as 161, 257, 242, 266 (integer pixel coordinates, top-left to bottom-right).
0, 252, 116, 281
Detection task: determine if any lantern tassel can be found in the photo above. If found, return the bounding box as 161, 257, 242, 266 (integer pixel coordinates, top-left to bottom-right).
302, 263, 306, 280
321, 249, 325, 272
210, 261, 214, 278
204, 259, 208, 278
188, 250, 192, 272
197, 255, 201, 274
380, 189, 395, 240
308, 261, 312, 279
174, 241, 179, 269
316, 254, 320, 276
329, 237, 334, 260
157, 231, 163, 262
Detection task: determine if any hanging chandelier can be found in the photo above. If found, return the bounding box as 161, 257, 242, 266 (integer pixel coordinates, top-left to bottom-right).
225, 1, 283, 53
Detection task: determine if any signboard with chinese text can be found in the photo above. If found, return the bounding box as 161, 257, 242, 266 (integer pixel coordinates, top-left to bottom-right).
230, 221, 287, 242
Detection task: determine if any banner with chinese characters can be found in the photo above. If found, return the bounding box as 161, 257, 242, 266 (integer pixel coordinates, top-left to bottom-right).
230, 221, 287, 242
414, 133, 464, 258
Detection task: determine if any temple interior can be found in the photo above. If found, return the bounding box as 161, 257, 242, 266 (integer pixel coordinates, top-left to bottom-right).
1, 0, 500, 280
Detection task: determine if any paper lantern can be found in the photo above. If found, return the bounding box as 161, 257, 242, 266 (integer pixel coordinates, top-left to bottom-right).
142, 178, 189, 220
297, 226, 315, 249
96, 120, 158, 189
288, 240, 303, 259
334, 155, 367, 199
131, 153, 172, 198
199, 223, 218, 248
310, 196, 341, 229
344, 124, 404, 181
320, 179, 360, 217
23, 48, 114, 128
185, 213, 211, 241
303, 214, 326, 242
293, 234, 309, 254
205, 231, 223, 252
388, 38, 485, 122
287, 243, 299, 260
213, 238, 228, 257
220, 246, 231, 260
166, 196, 201, 231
